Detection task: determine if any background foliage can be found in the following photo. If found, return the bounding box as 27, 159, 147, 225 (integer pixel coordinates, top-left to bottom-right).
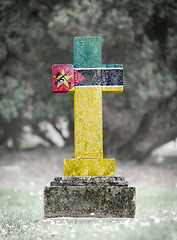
0, 0, 177, 160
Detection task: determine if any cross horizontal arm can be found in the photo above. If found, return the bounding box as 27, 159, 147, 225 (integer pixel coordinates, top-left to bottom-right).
67, 64, 123, 93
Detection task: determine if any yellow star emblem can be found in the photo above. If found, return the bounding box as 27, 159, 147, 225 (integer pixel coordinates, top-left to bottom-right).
54, 69, 72, 88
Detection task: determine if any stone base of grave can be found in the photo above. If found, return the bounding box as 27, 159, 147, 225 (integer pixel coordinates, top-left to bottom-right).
44, 177, 136, 218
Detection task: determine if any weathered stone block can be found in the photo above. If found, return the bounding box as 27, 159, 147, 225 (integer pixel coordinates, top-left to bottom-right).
44, 177, 136, 218
64, 158, 115, 176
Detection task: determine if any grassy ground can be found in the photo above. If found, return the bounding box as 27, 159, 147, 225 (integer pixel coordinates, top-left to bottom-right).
0, 148, 177, 240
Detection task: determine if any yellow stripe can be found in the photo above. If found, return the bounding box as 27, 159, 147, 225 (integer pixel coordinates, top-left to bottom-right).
68, 86, 123, 93
102, 86, 123, 92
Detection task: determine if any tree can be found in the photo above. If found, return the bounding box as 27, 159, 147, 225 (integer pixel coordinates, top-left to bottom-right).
0, 0, 176, 161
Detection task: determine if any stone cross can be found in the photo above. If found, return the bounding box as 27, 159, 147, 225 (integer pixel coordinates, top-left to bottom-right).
52, 37, 123, 176
45, 37, 135, 219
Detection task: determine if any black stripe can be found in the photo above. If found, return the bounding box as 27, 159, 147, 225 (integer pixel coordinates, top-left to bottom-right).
76, 69, 123, 86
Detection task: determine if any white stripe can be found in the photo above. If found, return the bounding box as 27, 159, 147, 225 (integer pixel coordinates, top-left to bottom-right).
75, 68, 123, 70
74, 85, 123, 88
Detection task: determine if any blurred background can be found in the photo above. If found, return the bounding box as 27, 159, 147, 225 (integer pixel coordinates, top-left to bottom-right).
0, 0, 177, 164
1, 2, 177, 238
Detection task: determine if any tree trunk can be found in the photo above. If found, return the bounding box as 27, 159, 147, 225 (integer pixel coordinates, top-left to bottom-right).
103, 90, 177, 161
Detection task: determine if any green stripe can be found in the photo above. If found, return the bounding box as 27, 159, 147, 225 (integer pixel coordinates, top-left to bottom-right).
102, 64, 123, 68
74, 37, 102, 68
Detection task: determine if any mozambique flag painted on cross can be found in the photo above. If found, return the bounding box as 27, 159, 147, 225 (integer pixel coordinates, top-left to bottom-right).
52, 65, 85, 93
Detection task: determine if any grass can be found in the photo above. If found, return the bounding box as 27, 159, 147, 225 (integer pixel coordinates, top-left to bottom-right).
0, 147, 177, 239
0, 179, 177, 240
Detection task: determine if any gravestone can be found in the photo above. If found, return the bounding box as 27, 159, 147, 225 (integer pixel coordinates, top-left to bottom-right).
44, 37, 136, 218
